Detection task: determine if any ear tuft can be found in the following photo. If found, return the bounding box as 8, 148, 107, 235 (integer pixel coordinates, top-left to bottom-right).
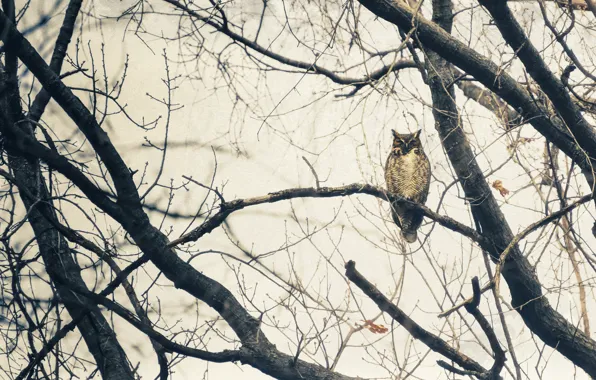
414, 129, 422, 139
391, 129, 399, 139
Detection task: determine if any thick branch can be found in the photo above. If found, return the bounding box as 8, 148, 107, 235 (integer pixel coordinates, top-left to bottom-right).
0, 113, 124, 219
453, 73, 521, 128
28, 0, 83, 122
167, 184, 486, 247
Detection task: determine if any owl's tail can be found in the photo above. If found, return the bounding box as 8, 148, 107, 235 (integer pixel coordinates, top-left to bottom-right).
401, 230, 417, 244
391, 209, 402, 229
391, 209, 418, 244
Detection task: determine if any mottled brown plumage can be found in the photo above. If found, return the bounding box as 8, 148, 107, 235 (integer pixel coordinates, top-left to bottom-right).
385, 129, 431, 243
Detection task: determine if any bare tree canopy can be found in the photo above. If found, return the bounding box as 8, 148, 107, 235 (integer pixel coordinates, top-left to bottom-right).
1, 0, 596, 379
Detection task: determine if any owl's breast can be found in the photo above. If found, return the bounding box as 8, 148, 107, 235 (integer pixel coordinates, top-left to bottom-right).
385, 150, 430, 202
399, 151, 422, 174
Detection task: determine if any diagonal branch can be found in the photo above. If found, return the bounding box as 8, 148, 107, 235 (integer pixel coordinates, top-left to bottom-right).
344, 260, 487, 375
463, 277, 506, 379
452, 70, 521, 129
28, 0, 83, 123
493, 193, 592, 290
0, 114, 124, 219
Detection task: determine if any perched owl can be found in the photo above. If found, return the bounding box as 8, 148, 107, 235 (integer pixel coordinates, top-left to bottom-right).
385, 129, 431, 243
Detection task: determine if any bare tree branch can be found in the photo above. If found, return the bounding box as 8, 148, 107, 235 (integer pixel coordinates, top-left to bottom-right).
463, 277, 506, 379
28, 0, 83, 123
167, 184, 486, 248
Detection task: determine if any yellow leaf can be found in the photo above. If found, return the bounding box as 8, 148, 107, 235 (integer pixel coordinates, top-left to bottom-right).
492, 180, 510, 197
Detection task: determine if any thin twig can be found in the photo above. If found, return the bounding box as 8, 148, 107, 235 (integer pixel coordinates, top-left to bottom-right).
302, 156, 320, 189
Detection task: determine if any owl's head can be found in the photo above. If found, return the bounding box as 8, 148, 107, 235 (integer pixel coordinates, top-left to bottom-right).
391, 129, 422, 155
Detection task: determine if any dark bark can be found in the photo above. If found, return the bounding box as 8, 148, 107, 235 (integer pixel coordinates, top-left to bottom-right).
7, 157, 134, 380
28, 0, 83, 123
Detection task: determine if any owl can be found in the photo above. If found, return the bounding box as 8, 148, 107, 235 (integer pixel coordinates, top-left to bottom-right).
385, 129, 431, 243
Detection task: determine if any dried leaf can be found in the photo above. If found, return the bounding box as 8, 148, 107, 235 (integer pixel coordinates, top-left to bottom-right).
359, 320, 389, 334
492, 180, 510, 197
